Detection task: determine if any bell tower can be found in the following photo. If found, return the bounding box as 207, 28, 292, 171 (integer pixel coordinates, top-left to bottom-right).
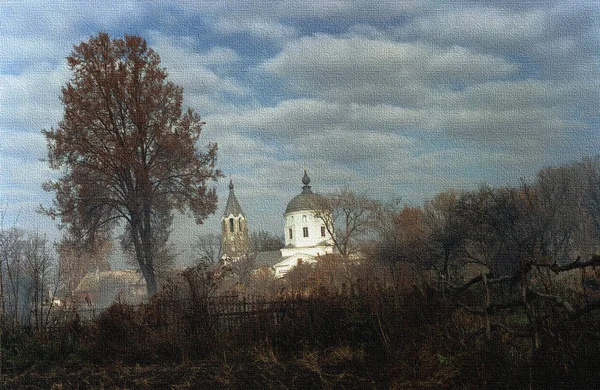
221, 179, 248, 264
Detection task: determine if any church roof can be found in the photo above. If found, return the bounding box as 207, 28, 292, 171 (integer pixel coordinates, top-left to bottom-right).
223, 179, 245, 217
73, 270, 146, 308
74, 270, 145, 293
284, 171, 328, 214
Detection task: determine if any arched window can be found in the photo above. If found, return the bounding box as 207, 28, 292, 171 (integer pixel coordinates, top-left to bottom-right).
321, 226, 326, 237
229, 218, 234, 232
289, 228, 293, 239
302, 215, 307, 223
303, 227, 309, 238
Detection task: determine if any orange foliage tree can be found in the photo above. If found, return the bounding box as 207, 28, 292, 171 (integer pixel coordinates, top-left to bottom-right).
43, 33, 221, 295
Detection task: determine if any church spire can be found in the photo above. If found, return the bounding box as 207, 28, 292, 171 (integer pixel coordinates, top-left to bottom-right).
301, 170, 312, 194
221, 178, 248, 264
223, 178, 245, 217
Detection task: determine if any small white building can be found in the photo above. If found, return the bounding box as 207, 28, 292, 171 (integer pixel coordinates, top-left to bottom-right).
72, 269, 147, 309
274, 171, 335, 277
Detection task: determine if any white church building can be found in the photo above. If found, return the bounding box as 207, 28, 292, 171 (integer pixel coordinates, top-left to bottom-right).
221, 171, 335, 277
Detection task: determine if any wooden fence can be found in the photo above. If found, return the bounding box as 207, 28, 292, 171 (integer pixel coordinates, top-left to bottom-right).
33, 295, 299, 334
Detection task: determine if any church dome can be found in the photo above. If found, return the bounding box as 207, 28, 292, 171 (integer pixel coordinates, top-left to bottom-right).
285, 192, 327, 214
284, 171, 328, 214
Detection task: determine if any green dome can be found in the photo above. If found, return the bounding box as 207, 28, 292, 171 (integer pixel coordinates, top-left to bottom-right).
284, 170, 329, 214
285, 192, 327, 214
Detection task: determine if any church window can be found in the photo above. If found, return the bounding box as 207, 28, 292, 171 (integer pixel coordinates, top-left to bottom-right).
289, 228, 293, 239
303, 227, 309, 237
302, 215, 307, 223
321, 226, 326, 237
229, 218, 234, 232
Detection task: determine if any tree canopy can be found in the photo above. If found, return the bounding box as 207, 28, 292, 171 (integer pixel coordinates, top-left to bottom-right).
43, 33, 221, 295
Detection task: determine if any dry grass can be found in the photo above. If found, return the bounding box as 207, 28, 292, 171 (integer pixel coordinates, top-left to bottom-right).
4, 261, 600, 389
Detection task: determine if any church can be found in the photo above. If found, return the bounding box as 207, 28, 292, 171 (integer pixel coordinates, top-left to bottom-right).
221, 171, 335, 277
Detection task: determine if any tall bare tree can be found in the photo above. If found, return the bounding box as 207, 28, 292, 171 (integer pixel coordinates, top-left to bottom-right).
43, 33, 221, 295
313, 189, 380, 260
424, 190, 472, 285
195, 233, 222, 265
0, 228, 24, 327
21, 234, 54, 331
0, 230, 56, 329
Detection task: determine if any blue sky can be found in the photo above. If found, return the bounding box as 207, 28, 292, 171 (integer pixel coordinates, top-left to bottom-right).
1, 1, 599, 260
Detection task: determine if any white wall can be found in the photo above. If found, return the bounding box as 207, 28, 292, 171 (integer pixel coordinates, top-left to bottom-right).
283, 210, 333, 248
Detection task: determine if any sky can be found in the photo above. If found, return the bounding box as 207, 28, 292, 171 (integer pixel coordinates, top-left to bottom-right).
1, 0, 599, 263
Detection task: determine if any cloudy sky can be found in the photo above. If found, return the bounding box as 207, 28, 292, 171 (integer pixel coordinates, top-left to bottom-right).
1, 1, 599, 260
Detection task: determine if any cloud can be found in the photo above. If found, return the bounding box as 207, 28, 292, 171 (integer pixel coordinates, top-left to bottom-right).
1, 0, 598, 248
212, 18, 298, 45
256, 30, 598, 157
0, 63, 69, 131
148, 32, 243, 67
402, 8, 550, 49
398, 5, 600, 80
151, 41, 244, 95
177, 0, 429, 23
0, 1, 149, 40
147, 32, 250, 113
262, 35, 519, 103
202, 47, 243, 66
0, 37, 69, 71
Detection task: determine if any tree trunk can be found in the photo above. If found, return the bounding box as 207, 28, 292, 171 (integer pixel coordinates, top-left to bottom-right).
141, 201, 157, 296
140, 262, 157, 297
130, 211, 157, 297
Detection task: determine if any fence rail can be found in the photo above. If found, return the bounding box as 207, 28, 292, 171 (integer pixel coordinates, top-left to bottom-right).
18, 295, 304, 334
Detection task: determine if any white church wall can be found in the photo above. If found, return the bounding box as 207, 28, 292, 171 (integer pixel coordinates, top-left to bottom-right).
284, 210, 333, 248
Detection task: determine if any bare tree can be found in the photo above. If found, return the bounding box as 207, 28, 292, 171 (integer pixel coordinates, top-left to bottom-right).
536, 158, 600, 260
21, 234, 54, 331
0, 230, 56, 329
313, 189, 380, 260
195, 233, 222, 265
442, 166, 600, 349
249, 230, 284, 254
423, 190, 472, 287
0, 228, 24, 327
